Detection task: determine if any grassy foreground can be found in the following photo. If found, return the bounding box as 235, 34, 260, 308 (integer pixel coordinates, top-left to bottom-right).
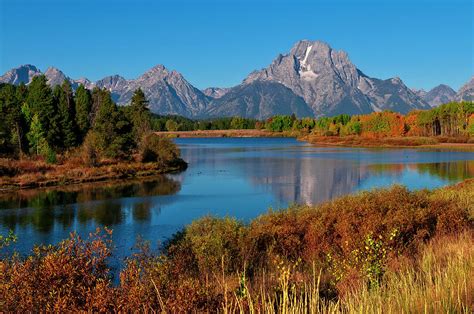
0, 180, 473, 312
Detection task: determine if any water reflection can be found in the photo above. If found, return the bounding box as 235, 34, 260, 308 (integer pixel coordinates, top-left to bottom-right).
175, 138, 474, 206
0, 176, 180, 233
0, 138, 473, 257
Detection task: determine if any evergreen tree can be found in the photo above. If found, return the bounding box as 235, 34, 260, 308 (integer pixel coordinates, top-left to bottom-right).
0, 84, 27, 157
92, 89, 132, 158
90, 87, 103, 126
15, 83, 29, 155
27, 114, 46, 155
0, 84, 17, 154
129, 88, 151, 144
74, 84, 92, 140
57, 80, 78, 148
26, 76, 61, 149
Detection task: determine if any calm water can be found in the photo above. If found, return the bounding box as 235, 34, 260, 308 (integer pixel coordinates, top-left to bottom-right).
1, 137, 473, 260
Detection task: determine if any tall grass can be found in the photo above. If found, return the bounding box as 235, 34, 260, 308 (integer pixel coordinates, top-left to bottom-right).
224, 233, 473, 313
1, 180, 472, 311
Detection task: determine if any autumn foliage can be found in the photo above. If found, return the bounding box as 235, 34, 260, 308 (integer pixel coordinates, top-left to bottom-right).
300, 101, 474, 140
1, 180, 472, 311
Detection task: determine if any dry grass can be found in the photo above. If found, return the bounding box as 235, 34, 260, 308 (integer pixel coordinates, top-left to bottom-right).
154, 129, 298, 138
222, 233, 473, 313
300, 135, 474, 150
0, 157, 186, 192
303, 135, 439, 147
0, 180, 472, 311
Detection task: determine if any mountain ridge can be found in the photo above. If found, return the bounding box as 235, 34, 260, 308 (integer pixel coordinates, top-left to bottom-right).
1, 41, 472, 118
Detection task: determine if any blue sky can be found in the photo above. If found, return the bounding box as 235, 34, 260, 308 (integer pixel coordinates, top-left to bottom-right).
0, 0, 472, 90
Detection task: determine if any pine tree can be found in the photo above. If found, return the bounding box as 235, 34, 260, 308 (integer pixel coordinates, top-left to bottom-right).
92, 89, 132, 158
129, 88, 151, 145
74, 84, 92, 140
0, 84, 16, 154
27, 75, 61, 149
27, 114, 45, 155
15, 83, 29, 156
0, 84, 28, 157
57, 80, 78, 148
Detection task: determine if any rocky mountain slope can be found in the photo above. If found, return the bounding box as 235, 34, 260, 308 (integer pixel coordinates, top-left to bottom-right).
1, 41, 471, 119
413, 84, 457, 107
206, 80, 313, 119
457, 76, 474, 101
424, 84, 457, 107
240, 40, 430, 116
202, 87, 229, 99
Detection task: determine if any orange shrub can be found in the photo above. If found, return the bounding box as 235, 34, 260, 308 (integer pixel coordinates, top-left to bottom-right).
359, 112, 407, 137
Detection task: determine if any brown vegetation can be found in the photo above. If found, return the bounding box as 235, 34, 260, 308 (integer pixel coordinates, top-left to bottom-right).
0, 179, 472, 311
154, 129, 295, 138
302, 135, 474, 148
0, 152, 186, 192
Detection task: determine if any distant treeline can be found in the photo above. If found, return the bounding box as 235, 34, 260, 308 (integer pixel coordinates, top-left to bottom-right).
0, 77, 179, 165
152, 101, 474, 138
151, 115, 258, 131
2, 76, 472, 163
265, 102, 474, 137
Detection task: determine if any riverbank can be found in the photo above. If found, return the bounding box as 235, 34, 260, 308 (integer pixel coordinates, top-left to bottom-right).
155, 129, 298, 138
155, 129, 474, 149
1, 179, 472, 311
301, 135, 474, 150
0, 158, 187, 192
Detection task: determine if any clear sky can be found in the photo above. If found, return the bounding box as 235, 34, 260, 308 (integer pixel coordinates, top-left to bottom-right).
0, 0, 472, 90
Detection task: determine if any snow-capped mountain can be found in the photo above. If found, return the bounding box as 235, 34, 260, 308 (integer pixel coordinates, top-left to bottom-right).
240, 40, 430, 116
1, 40, 471, 119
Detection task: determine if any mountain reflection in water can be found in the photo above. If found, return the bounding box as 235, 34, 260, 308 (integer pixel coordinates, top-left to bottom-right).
0, 137, 473, 258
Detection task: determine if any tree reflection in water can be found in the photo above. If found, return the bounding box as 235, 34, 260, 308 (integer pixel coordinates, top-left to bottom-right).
0, 176, 181, 233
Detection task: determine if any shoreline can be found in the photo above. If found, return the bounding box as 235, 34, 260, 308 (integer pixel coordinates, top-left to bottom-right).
157, 129, 474, 149
154, 129, 297, 138
0, 159, 187, 194
301, 135, 474, 150
1, 133, 472, 193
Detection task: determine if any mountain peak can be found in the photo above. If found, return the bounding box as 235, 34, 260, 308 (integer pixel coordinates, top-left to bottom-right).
0, 64, 41, 85
457, 76, 474, 101
44, 67, 69, 86
415, 83, 457, 107
243, 39, 429, 115
96, 74, 127, 90
146, 64, 168, 74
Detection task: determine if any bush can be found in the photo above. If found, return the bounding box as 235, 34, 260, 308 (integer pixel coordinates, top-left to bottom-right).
139, 134, 180, 165
180, 216, 245, 275
81, 132, 100, 167
1, 180, 472, 311
0, 229, 114, 311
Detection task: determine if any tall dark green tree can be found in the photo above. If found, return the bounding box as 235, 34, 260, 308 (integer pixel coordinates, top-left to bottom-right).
0, 84, 28, 157
0, 84, 18, 154
57, 80, 78, 148
74, 84, 92, 140
129, 88, 151, 144
90, 87, 104, 126
26, 75, 61, 148
92, 89, 132, 158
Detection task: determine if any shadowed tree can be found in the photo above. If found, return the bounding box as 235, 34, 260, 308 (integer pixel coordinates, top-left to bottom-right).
27, 75, 61, 148
57, 80, 78, 148
92, 88, 133, 158
129, 88, 151, 145
74, 84, 92, 140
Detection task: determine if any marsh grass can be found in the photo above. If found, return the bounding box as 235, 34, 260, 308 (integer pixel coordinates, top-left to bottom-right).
0, 180, 472, 311
223, 233, 473, 313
